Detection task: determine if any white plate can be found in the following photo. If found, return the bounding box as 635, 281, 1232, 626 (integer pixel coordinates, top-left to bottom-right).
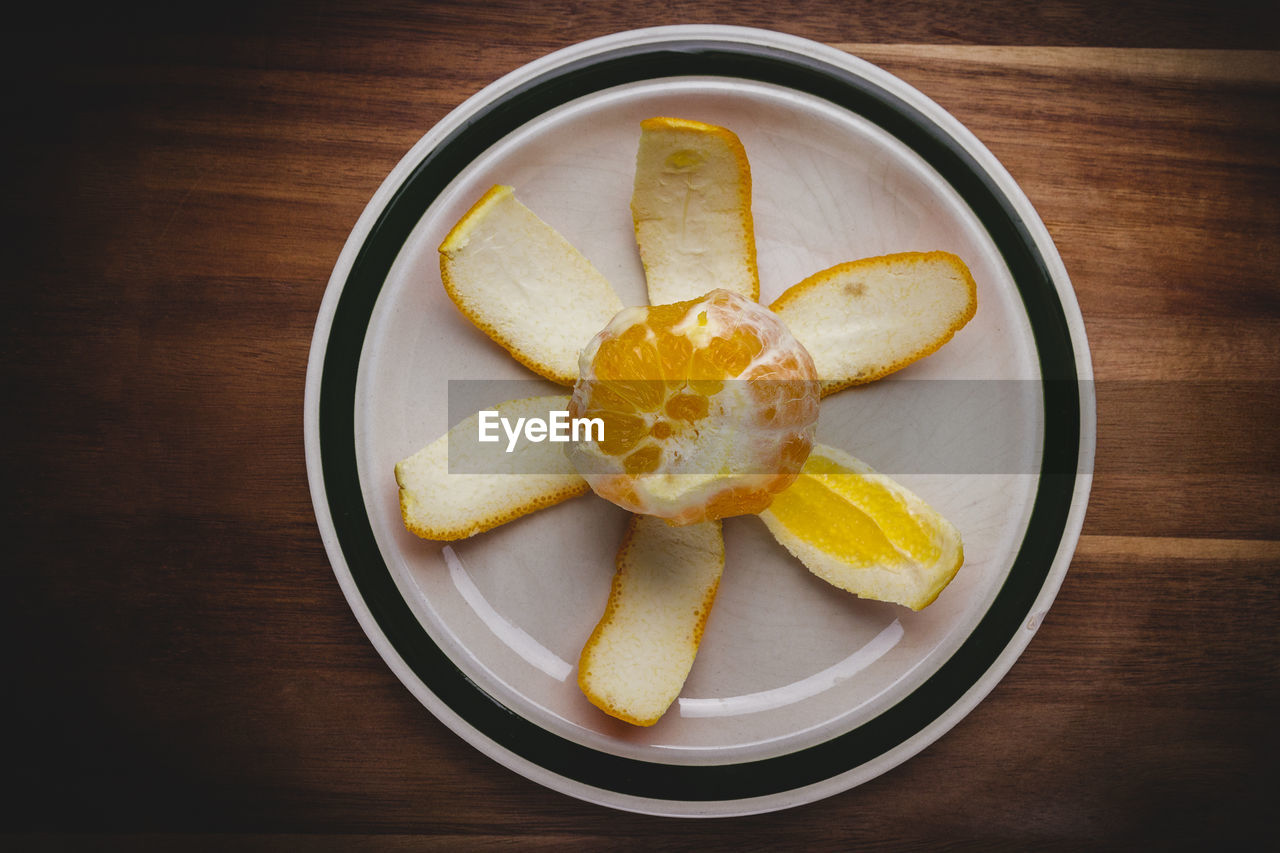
305, 26, 1095, 816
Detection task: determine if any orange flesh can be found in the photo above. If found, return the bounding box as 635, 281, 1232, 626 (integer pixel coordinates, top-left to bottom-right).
569, 289, 820, 523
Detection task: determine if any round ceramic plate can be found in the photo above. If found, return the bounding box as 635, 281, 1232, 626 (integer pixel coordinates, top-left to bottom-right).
305, 26, 1095, 816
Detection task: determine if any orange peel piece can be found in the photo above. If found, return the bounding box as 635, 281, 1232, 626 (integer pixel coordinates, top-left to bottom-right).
771, 251, 977, 395
440, 185, 625, 385
395, 396, 590, 541
578, 514, 724, 726
631, 117, 759, 304
759, 443, 964, 610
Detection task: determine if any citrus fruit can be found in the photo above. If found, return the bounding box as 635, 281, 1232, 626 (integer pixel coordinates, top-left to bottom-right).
567, 288, 820, 525
631, 117, 759, 305
578, 515, 724, 727
396, 396, 590, 541
439, 184, 624, 386
771, 252, 977, 395
759, 443, 964, 610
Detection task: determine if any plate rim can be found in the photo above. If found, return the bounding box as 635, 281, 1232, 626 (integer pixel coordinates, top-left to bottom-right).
304, 25, 1096, 817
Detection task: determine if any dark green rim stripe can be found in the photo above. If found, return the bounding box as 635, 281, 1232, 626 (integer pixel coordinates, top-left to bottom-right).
319, 39, 1081, 803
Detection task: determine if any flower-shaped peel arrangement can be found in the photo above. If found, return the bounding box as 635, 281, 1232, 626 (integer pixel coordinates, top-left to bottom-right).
395, 117, 977, 727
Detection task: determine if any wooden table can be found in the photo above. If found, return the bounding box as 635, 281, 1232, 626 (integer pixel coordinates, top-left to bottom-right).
8, 2, 1277, 847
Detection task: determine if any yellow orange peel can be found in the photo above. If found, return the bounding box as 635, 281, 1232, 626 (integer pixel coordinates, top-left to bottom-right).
578, 515, 724, 726
631, 117, 759, 304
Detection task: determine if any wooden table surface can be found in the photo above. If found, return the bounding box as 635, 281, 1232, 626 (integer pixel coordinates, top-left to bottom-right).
7, 2, 1278, 848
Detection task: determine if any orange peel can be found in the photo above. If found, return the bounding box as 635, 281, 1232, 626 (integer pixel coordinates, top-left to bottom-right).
631, 117, 759, 304
771, 251, 977, 395
578, 515, 724, 726
759, 443, 964, 610
440, 185, 624, 386
395, 396, 590, 541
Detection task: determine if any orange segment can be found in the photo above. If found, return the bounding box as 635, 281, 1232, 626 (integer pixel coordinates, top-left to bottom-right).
665, 392, 708, 422
624, 444, 662, 475
567, 289, 819, 524
596, 410, 647, 455
631, 117, 759, 304
578, 515, 724, 726
440, 185, 625, 385
770, 252, 977, 395
759, 443, 964, 610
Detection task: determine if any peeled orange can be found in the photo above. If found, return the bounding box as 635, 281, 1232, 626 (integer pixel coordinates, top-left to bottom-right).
567, 289, 819, 525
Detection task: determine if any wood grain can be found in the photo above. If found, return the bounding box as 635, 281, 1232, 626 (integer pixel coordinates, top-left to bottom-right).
4, 3, 1277, 848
